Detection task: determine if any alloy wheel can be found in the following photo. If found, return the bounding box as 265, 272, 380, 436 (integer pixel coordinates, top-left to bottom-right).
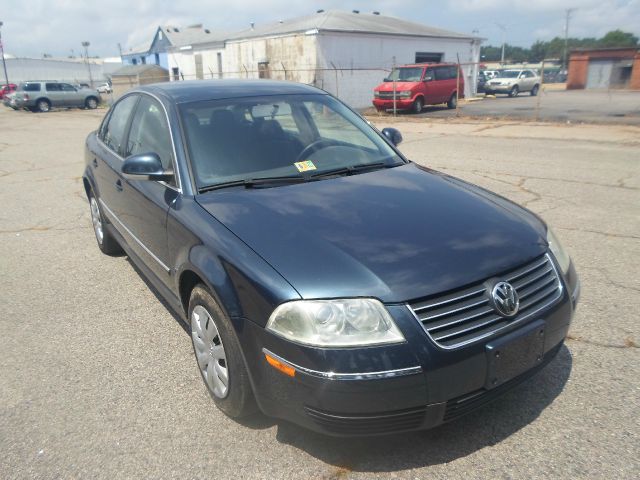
191, 305, 229, 398
89, 197, 104, 244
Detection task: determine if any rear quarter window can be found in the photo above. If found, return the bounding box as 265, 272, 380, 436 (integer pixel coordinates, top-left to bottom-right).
21, 83, 42, 92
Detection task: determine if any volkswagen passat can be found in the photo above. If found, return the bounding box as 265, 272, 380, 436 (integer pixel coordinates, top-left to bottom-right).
83, 80, 580, 435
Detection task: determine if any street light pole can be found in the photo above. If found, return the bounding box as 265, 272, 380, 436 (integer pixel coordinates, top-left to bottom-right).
0, 21, 10, 88
562, 9, 575, 73
495, 23, 507, 65
81, 41, 93, 87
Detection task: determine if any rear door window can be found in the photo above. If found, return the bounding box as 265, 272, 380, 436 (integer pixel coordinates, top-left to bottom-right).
102, 95, 139, 156
45, 83, 61, 91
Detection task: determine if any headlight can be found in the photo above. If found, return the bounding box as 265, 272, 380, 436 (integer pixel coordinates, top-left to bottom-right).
373, 91, 380, 98
547, 228, 571, 274
266, 298, 405, 347
398, 91, 412, 98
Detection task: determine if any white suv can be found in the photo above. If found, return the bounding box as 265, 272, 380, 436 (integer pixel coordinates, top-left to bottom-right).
485, 69, 541, 97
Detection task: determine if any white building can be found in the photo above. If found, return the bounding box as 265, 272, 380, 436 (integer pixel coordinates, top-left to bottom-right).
137, 10, 482, 108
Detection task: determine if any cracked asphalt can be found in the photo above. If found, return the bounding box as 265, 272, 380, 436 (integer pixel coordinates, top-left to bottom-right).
1, 106, 638, 479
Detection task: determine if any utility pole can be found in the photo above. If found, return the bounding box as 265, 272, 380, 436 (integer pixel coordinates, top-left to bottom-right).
562, 9, 575, 73
495, 23, 506, 65
0, 21, 10, 88
81, 41, 93, 87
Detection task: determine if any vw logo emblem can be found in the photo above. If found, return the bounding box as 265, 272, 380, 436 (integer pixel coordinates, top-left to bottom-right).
491, 281, 520, 317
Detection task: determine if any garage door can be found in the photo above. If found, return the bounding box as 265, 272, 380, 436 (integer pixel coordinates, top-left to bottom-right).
586, 60, 614, 89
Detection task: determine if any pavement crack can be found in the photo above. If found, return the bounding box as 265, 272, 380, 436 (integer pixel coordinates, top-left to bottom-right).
567, 334, 638, 349
555, 226, 640, 241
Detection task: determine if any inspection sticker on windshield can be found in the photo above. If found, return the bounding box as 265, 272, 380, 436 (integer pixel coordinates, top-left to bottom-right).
294, 160, 317, 172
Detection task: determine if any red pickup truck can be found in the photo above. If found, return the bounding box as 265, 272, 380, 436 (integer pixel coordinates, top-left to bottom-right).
373, 63, 464, 114
1, 83, 17, 99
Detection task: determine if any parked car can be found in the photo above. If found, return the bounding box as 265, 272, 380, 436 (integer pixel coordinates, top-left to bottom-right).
97, 83, 112, 94
84, 80, 579, 436
0, 83, 17, 99
484, 69, 541, 97
477, 71, 487, 93
2, 90, 19, 109
14, 81, 101, 112
482, 70, 500, 80
373, 63, 465, 113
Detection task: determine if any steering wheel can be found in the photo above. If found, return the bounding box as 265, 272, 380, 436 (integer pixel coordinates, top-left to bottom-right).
295, 139, 342, 163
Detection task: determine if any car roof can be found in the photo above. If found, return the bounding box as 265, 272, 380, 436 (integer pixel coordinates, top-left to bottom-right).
139, 79, 326, 104
398, 63, 457, 68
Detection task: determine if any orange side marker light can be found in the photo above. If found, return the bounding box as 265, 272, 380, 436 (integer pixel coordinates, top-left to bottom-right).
265, 353, 296, 377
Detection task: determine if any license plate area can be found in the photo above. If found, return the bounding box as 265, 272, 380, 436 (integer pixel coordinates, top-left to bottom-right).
485, 320, 545, 389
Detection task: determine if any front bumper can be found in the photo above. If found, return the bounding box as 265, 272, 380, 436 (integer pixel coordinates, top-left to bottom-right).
235, 261, 579, 436
484, 84, 515, 93
372, 98, 414, 110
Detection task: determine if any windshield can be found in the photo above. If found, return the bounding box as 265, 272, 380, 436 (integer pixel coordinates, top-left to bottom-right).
180, 94, 405, 190
386, 67, 424, 82
499, 70, 522, 78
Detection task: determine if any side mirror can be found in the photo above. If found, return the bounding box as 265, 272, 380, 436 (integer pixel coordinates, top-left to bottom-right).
383, 77, 391, 82
381, 127, 403, 146
424, 76, 433, 82
122, 153, 173, 181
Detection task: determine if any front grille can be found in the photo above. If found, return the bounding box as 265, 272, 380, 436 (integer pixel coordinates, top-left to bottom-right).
443, 343, 562, 422
377, 92, 404, 99
305, 406, 426, 435
409, 254, 563, 349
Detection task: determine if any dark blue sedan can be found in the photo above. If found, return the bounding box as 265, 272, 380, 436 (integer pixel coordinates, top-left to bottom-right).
83, 80, 580, 435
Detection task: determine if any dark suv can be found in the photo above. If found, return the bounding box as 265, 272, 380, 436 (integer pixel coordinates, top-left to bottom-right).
14, 81, 100, 112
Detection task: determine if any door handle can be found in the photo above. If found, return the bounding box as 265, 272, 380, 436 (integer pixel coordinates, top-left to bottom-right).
92, 158, 98, 168
115, 179, 123, 192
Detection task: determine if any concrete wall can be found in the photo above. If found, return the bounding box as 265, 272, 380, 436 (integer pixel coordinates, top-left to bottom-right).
316, 32, 481, 108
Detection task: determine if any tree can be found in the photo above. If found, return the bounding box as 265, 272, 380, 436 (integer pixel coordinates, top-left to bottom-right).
598, 30, 639, 47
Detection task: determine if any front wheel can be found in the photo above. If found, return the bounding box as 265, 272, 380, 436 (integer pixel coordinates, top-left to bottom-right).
189, 285, 256, 418
509, 85, 519, 97
411, 97, 423, 114
530, 85, 539, 96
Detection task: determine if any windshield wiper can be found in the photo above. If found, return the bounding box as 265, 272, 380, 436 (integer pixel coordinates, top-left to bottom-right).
198, 175, 306, 193
309, 161, 394, 179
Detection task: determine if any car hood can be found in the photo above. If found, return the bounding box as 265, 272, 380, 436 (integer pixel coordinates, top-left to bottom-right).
196, 164, 547, 303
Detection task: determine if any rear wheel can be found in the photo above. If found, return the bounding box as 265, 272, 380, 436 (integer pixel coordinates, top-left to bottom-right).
189, 285, 256, 418
36, 99, 51, 112
411, 97, 423, 114
509, 85, 519, 97
447, 93, 458, 109
85, 97, 99, 109
530, 84, 539, 96
89, 192, 122, 255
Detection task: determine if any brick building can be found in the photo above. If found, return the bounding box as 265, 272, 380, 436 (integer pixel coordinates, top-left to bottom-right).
567, 47, 640, 90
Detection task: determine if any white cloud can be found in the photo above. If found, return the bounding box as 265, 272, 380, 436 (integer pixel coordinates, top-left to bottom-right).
1, 0, 638, 57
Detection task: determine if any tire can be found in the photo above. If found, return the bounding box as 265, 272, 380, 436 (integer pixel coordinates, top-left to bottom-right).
447, 93, 458, 109
508, 85, 519, 97
411, 97, 423, 114
88, 191, 123, 256
530, 84, 539, 96
85, 97, 99, 109
36, 99, 51, 112
189, 285, 256, 418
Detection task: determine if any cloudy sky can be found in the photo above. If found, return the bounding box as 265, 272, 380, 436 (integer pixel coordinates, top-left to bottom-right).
2, 0, 639, 58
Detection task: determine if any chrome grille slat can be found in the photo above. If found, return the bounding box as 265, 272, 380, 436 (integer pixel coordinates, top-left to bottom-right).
408, 254, 563, 349
426, 307, 495, 333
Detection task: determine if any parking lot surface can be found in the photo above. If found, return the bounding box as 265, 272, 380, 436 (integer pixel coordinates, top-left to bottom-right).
1, 107, 639, 479
384, 89, 640, 125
